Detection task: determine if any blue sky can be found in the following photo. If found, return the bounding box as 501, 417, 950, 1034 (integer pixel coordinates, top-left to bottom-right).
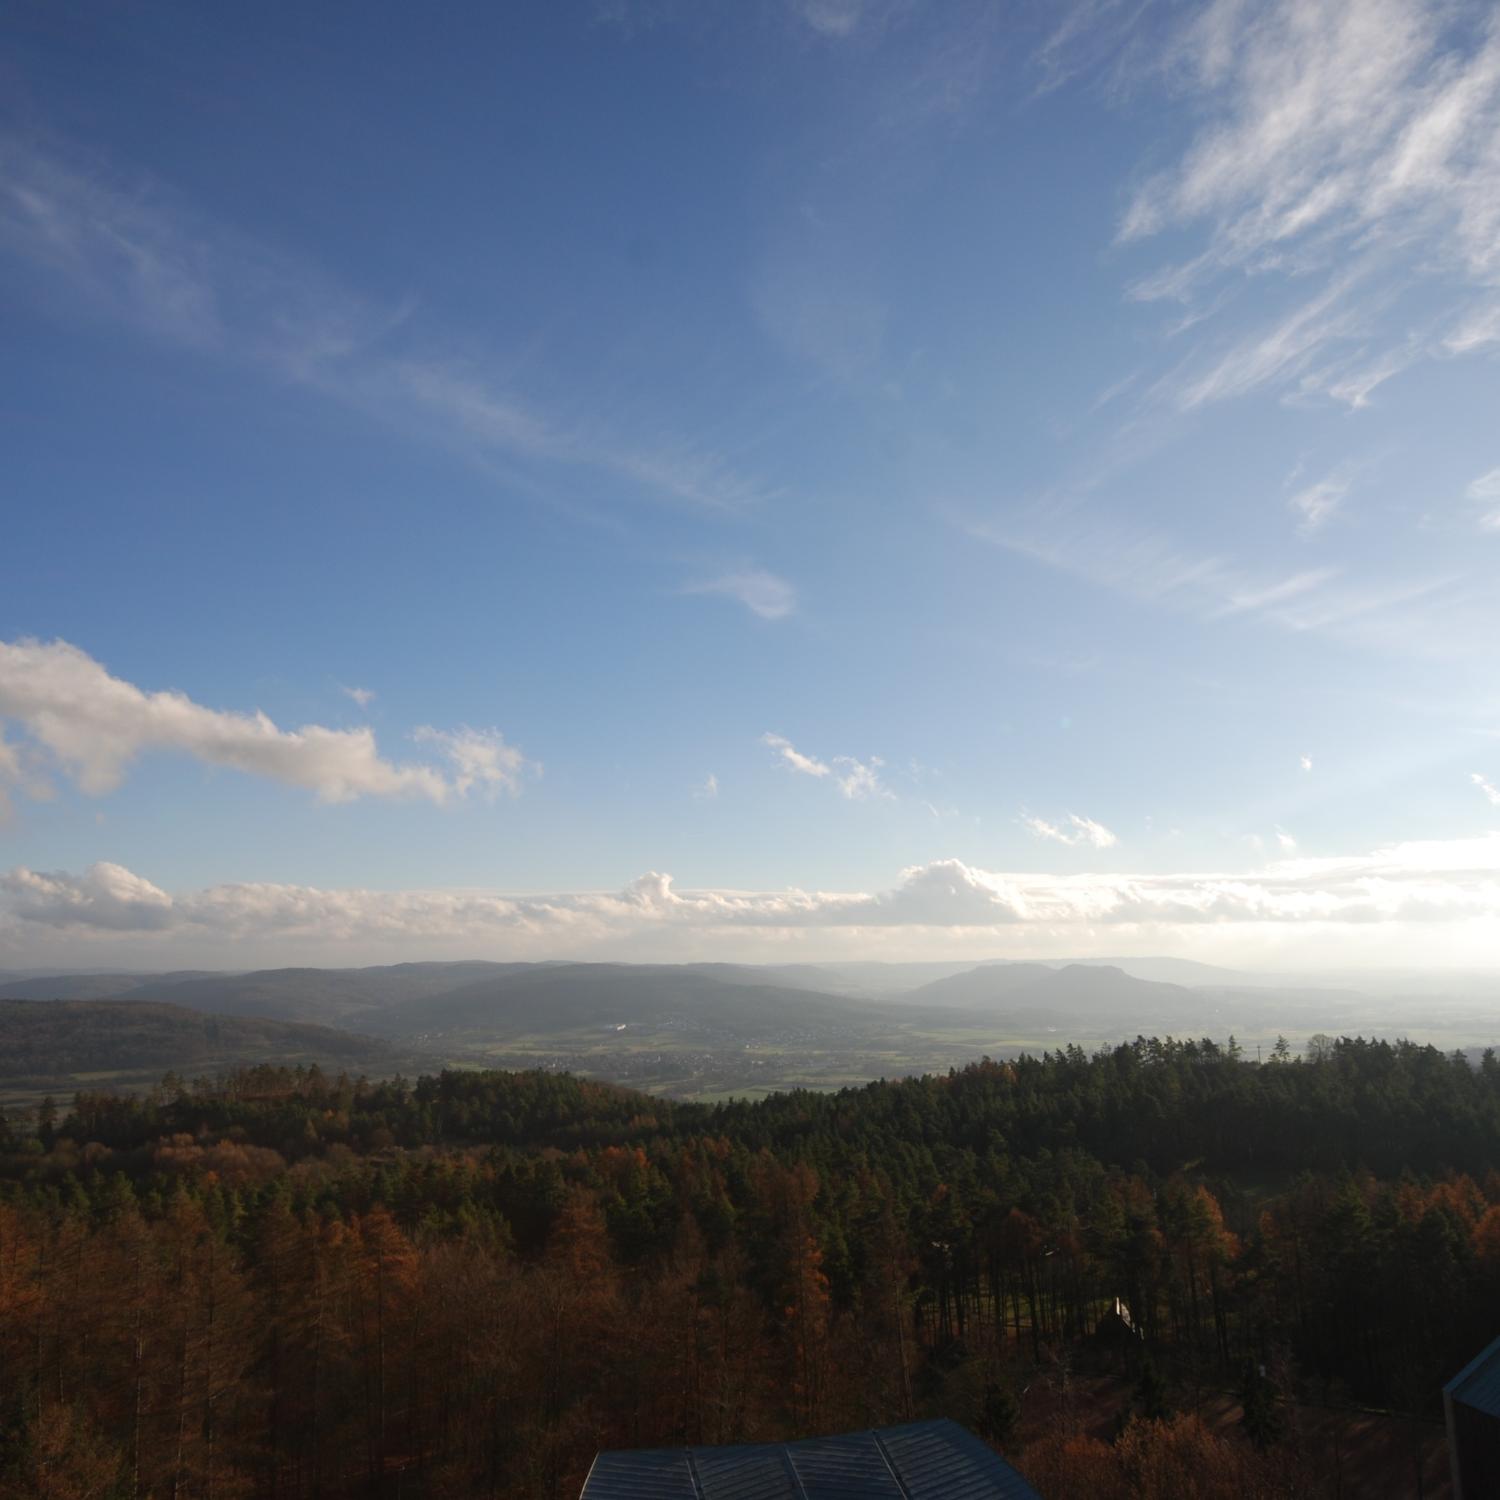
3, 0, 1500, 970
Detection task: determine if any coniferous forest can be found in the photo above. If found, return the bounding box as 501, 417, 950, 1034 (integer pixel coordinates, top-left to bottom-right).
3, 1037, 1497, 1497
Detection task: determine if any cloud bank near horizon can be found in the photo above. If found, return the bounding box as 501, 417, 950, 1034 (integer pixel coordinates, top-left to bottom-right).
6, 836, 1500, 968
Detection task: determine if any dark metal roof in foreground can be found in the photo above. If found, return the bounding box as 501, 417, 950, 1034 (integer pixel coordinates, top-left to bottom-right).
1446, 1332, 1500, 1418
579, 1418, 1041, 1500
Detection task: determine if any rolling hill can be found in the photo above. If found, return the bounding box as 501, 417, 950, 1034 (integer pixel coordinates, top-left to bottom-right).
3, 958, 1440, 1109
376, 962, 882, 1041
20, 960, 919, 1038
0, 970, 222, 1002
0, 998, 405, 1106
2, 958, 1269, 1043
905, 962, 1198, 1018
114, 962, 538, 1024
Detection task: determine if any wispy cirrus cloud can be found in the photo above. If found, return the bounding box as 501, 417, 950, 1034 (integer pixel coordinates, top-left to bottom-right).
0, 638, 533, 806
1445, 300, 1500, 354
1122, 0, 1500, 272
341, 685, 376, 708
1216, 567, 1341, 618
964, 510, 1467, 657
1162, 273, 1374, 411
0, 135, 771, 514
792, 0, 866, 38
787, 0, 931, 44
684, 569, 797, 620
1032, 0, 1156, 98
1466, 467, 1500, 530
1287, 468, 1353, 533
1113, 0, 1500, 410
1474, 771, 1500, 807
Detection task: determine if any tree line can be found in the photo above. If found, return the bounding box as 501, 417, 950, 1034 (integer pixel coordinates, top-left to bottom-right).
1, 1035, 1495, 1496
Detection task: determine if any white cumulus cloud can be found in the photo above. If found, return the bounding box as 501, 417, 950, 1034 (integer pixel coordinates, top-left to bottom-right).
2, 862, 176, 931
411, 726, 530, 798
762, 734, 891, 799
832, 756, 890, 801
0, 638, 532, 806
762, 733, 831, 778
1023, 812, 1119, 849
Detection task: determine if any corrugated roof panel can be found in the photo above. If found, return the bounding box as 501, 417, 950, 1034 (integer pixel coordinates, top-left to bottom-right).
1448, 1334, 1500, 1420
581, 1448, 703, 1499
580, 1419, 1040, 1500
879, 1419, 1042, 1500
787, 1431, 905, 1498
694, 1444, 800, 1500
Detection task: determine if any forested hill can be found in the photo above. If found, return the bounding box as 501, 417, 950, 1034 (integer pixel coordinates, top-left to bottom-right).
2, 1036, 1493, 1497
44, 1033, 1500, 1181
0, 971, 221, 1001
0, 998, 401, 1095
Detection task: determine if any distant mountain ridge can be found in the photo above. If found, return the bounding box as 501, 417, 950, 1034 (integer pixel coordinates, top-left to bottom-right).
8, 957, 1497, 1109
0, 958, 1221, 1046
0, 957, 1410, 1069
0, 953, 1288, 1010
0, 971, 222, 1002
907, 962, 1196, 1017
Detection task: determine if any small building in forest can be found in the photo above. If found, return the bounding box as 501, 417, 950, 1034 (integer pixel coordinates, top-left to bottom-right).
1445, 1333, 1500, 1499
1093, 1295, 1144, 1348
579, 1417, 1040, 1499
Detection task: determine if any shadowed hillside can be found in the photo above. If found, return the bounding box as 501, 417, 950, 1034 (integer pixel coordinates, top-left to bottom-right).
0, 999, 405, 1107
0, 971, 221, 1001
373, 961, 877, 1040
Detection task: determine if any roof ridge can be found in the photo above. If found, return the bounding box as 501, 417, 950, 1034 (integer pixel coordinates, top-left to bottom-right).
870, 1427, 917, 1500
1446, 1333, 1500, 1397
779, 1442, 812, 1500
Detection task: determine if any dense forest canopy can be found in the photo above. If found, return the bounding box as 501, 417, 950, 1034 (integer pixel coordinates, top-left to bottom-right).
1, 1035, 1494, 1496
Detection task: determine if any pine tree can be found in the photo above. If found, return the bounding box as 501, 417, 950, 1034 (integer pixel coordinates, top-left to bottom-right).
1240, 1358, 1282, 1448
1135, 1348, 1170, 1422
979, 1378, 1019, 1448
